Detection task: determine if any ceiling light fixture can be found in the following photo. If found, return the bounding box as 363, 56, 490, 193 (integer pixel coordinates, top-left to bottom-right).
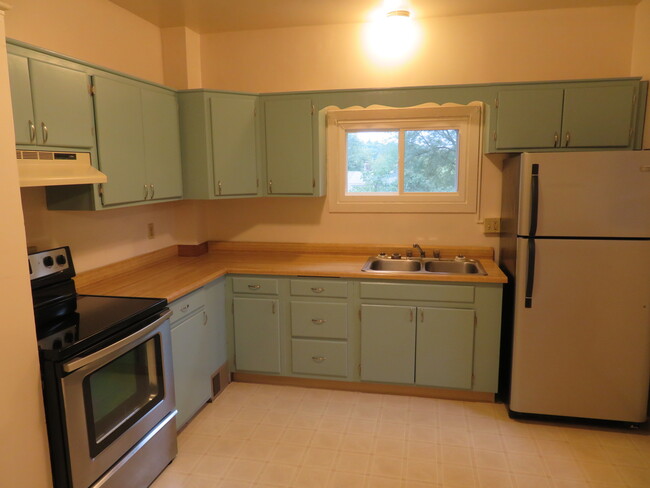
364, 1, 419, 64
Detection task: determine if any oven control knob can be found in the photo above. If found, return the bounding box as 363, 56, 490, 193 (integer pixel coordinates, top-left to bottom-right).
52, 339, 63, 350
56, 254, 67, 266
43, 256, 54, 267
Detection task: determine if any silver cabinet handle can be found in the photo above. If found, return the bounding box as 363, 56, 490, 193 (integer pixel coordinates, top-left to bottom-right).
565, 131, 571, 147
268, 179, 273, 194
311, 287, 325, 294
29, 120, 36, 143
311, 319, 326, 325
180, 304, 190, 312
409, 309, 414, 322
248, 284, 261, 290
41, 122, 48, 144
553, 132, 559, 147
203, 311, 208, 325
63, 310, 172, 373
312, 356, 326, 363
150, 184, 155, 199
218, 180, 222, 195
272, 301, 276, 314
144, 184, 149, 200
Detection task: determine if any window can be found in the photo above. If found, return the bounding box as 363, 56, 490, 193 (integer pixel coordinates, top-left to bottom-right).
326, 103, 483, 213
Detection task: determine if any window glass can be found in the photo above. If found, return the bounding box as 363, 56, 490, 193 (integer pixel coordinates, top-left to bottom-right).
404, 129, 459, 193
346, 131, 398, 193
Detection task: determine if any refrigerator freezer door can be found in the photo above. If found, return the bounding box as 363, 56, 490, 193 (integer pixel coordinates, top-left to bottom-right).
510, 238, 650, 422
516, 151, 650, 238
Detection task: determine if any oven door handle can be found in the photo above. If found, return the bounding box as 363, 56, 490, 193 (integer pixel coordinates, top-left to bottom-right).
63, 309, 172, 374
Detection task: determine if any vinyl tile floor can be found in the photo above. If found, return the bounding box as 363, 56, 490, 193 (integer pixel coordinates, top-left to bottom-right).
151, 382, 650, 488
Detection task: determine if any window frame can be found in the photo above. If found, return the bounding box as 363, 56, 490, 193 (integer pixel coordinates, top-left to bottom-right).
326, 103, 483, 213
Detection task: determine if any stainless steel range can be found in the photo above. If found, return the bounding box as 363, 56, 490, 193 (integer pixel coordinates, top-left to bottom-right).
31, 246, 177, 488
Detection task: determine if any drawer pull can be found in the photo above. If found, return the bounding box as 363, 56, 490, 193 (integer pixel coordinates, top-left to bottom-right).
180, 304, 190, 312
312, 356, 326, 363
311, 319, 326, 325
311, 287, 325, 294
248, 284, 261, 290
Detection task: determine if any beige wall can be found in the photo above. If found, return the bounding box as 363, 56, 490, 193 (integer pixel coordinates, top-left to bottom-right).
5, 0, 165, 83
201, 6, 636, 92
0, 6, 52, 487
6, 0, 204, 272
199, 5, 638, 249
21, 189, 200, 272
631, 0, 650, 149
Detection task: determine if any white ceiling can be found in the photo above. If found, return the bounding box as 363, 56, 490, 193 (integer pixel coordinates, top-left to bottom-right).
109, 0, 641, 34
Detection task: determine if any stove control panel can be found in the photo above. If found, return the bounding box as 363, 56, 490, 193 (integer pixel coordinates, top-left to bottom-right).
29, 246, 75, 284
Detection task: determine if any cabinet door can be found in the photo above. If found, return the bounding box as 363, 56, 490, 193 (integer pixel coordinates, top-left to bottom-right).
93, 76, 146, 206
7, 54, 35, 145
29, 59, 94, 147
233, 297, 281, 373
416, 307, 475, 389
142, 88, 183, 200
561, 85, 636, 148
495, 89, 564, 149
265, 98, 314, 195
171, 310, 212, 428
360, 304, 415, 384
210, 95, 258, 196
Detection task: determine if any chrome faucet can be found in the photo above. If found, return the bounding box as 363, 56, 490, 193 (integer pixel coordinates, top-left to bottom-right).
412, 243, 425, 258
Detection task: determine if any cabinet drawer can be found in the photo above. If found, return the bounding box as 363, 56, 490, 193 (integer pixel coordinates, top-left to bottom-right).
360, 282, 474, 303
290, 279, 348, 298
291, 301, 348, 339
232, 277, 279, 295
170, 287, 206, 327
291, 339, 347, 378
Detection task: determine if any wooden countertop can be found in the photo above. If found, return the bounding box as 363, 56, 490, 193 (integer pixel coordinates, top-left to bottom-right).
75, 242, 507, 302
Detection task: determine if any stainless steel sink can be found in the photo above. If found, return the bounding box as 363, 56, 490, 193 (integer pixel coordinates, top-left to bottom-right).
361, 256, 487, 275
423, 259, 486, 275
363, 258, 422, 272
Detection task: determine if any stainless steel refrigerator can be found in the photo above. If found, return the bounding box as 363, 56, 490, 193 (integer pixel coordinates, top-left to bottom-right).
500, 151, 650, 423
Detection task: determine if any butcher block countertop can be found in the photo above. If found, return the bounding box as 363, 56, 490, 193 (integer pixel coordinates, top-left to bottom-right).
75, 242, 507, 302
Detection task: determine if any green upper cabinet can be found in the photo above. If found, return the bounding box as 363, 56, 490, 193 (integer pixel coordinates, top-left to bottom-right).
8, 54, 94, 148
494, 88, 564, 150
492, 81, 641, 151
178, 91, 260, 199
561, 85, 637, 148
210, 95, 258, 196
142, 89, 183, 201
263, 97, 323, 196
93, 75, 182, 207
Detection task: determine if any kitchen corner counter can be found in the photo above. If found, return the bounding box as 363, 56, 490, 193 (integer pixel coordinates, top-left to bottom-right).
75, 242, 507, 302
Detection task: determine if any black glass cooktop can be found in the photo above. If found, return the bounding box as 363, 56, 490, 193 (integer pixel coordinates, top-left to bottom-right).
37, 294, 167, 361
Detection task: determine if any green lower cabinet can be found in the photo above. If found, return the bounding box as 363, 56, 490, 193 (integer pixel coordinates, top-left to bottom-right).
233, 297, 281, 373
171, 309, 212, 428
415, 307, 475, 389
360, 304, 416, 384
291, 339, 347, 377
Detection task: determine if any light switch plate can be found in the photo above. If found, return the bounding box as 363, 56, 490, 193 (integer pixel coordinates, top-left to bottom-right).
484, 218, 501, 234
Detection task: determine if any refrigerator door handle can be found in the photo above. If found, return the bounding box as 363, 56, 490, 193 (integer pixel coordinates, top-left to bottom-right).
529, 164, 539, 237
525, 238, 536, 308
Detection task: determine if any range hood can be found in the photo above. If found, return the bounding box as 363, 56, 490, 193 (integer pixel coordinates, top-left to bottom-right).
17, 150, 107, 187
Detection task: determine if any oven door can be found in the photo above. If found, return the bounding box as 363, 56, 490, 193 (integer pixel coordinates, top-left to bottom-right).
60, 310, 175, 488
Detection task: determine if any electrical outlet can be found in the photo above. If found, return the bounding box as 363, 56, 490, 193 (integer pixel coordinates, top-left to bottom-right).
484, 218, 501, 234
147, 223, 155, 239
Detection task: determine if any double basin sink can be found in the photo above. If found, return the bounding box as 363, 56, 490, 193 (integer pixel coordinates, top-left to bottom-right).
361, 255, 487, 276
